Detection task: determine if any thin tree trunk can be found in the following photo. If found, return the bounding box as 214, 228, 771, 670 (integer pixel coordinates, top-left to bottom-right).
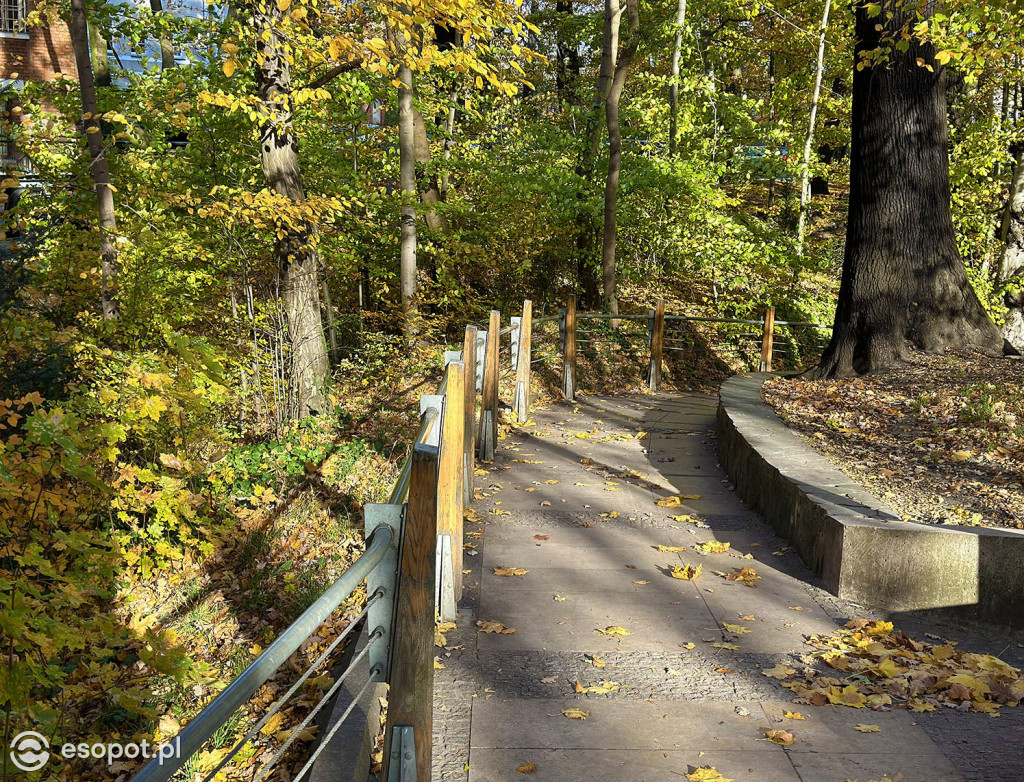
998, 147, 1024, 350
555, 0, 581, 105
668, 0, 686, 156
440, 96, 457, 199
254, 2, 330, 416
87, 1, 110, 88
412, 107, 449, 231
69, 0, 118, 319
149, 0, 176, 71
398, 64, 419, 338
810, 0, 1002, 378
321, 259, 339, 365
600, 0, 639, 317
795, 0, 831, 257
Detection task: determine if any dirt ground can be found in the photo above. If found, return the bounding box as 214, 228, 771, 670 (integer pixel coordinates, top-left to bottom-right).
762, 351, 1024, 530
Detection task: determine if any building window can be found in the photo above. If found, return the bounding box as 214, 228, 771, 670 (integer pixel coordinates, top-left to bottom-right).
0, 0, 26, 35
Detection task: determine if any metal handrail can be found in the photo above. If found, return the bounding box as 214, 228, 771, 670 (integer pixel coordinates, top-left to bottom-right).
389, 406, 440, 504
130, 524, 395, 782
577, 312, 648, 320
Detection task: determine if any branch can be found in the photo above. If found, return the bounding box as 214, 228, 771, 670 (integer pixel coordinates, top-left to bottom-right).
301, 60, 363, 91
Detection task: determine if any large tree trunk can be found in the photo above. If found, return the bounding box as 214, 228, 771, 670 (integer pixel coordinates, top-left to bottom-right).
254, 4, 329, 416
795, 0, 831, 257
998, 147, 1024, 350
599, 0, 638, 316
397, 64, 419, 338
87, 1, 110, 88
667, 0, 685, 156
69, 0, 119, 320
809, 0, 1002, 378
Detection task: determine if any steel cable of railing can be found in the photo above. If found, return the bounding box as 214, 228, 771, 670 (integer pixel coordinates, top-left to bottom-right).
288, 671, 382, 782
251, 630, 385, 782
131, 526, 394, 782
199, 590, 385, 782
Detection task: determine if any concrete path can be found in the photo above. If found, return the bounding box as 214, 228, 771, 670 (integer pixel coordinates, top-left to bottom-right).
433, 393, 1024, 782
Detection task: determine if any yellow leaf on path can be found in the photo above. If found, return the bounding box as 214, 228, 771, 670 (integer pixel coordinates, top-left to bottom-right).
657, 495, 683, 507
695, 541, 731, 554
542, 479, 560, 484
464, 508, 481, 522
657, 545, 687, 552
672, 563, 702, 580
686, 766, 733, 781
671, 514, 701, 523
722, 623, 751, 634
764, 729, 795, 745
553, 594, 566, 601
597, 626, 631, 637
276, 725, 318, 743
633, 580, 651, 585
590, 655, 607, 667
475, 468, 489, 476
854, 724, 881, 733
762, 664, 796, 679
562, 707, 589, 720
477, 620, 515, 634
784, 710, 806, 720
517, 761, 537, 774
712, 642, 741, 650
951, 450, 971, 462
739, 614, 756, 621
434, 658, 445, 669
575, 680, 620, 694
493, 566, 530, 577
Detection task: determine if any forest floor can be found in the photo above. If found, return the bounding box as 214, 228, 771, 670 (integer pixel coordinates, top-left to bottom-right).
762, 351, 1024, 530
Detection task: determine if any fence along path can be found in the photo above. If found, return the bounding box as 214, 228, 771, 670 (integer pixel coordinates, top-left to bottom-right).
128, 297, 831, 782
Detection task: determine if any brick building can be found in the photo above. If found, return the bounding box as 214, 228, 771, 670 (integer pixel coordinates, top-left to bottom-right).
0, 0, 77, 84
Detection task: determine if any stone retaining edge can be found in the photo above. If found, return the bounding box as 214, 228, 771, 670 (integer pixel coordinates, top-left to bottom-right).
716, 373, 1024, 627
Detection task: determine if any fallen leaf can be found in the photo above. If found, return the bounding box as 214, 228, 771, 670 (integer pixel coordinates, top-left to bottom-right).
739, 614, 756, 621
672, 563, 702, 580
762, 664, 796, 679
764, 729, 795, 745
590, 655, 607, 668
540, 676, 558, 684
477, 620, 515, 634
694, 541, 731, 554
722, 622, 751, 634
517, 761, 537, 774
657, 545, 687, 552
493, 566, 530, 577
686, 767, 733, 782
597, 626, 631, 637
783, 710, 805, 720
434, 658, 445, 669
576, 680, 620, 694
533, 535, 550, 540
553, 595, 566, 602
562, 707, 589, 720
854, 724, 881, 733
712, 642, 740, 650
632, 579, 651, 586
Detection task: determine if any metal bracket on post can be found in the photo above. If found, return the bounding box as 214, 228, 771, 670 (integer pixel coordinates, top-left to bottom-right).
365, 502, 404, 683
444, 350, 462, 366
420, 395, 443, 448
510, 316, 521, 371
435, 534, 456, 621
475, 331, 486, 393
387, 726, 417, 782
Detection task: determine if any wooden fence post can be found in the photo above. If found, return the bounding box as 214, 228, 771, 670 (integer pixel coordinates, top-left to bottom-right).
462, 325, 478, 504
438, 359, 465, 603
478, 310, 500, 461
562, 295, 576, 401
382, 442, 438, 782
760, 306, 775, 372
513, 299, 532, 422
648, 299, 664, 391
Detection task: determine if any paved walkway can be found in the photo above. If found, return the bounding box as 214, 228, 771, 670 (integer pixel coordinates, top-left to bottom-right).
433, 393, 1024, 782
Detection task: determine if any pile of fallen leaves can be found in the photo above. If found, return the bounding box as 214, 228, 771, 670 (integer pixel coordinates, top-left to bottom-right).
764, 618, 1023, 717
764, 352, 1024, 529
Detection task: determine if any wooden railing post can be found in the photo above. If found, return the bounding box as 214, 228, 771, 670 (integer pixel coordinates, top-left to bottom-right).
513, 299, 532, 422
382, 442, 438, 782
760, 306, 775, 372
462, 325, 478, 503
438, 359, 465, 604
562, 295, 576, 401
648, 299, 664, 391
478, 310, 500, 461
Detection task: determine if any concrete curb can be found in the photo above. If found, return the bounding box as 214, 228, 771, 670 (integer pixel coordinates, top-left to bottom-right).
716, 373, 1024, 627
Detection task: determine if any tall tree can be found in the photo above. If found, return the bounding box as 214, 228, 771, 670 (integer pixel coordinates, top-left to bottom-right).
795, 0, 831, 257
599, 0, 639, 316
149, 0, 176, 71
398, 62, 419, 338
667, 0, 686, 156
810, 0, 1003, 378
69, 0, 119, 320
253, 0, 330, 416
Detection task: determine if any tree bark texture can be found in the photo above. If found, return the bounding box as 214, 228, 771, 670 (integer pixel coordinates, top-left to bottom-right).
255, 4, 330, 416
810, 0, 1002, 378
998, 148, 1024, 350
69, 0, 119, 320
600, 0, 638, 316
412, 108, 449, 232
149, 0, 176, 71
398, 64, 419, 338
